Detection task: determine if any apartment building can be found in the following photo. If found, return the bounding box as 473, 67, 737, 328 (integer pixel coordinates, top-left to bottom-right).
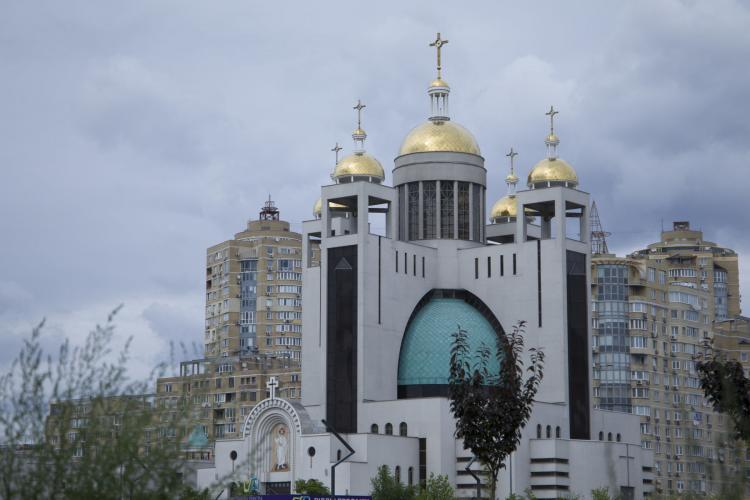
592, 220, 743, 496
156, 198, 307, 447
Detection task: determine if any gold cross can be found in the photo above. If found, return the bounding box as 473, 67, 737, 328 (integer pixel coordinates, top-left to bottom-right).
331, 142, 342, 164
545, 106, 559, 134
353, 100, 366, 129
506, 147, 518, 173
429, 32, 449, 78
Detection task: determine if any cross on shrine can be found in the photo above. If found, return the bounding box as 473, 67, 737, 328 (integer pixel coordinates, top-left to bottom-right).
506, 147, 518, 172
429, 32, 449, 78
267, 376, 278, 400
545, 106, 559, 134
331, 142, 342, 164
353, 100, 366, 129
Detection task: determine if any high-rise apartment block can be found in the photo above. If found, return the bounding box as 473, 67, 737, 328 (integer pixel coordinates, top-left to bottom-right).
156, 199, 306, 449
592, 220, 743, 496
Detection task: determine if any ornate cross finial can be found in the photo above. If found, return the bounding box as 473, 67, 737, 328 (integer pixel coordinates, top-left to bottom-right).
545, 106, 559, 134
429, 32, 449, 78
353, 100, 366, 129
267, 376, 278, 400
331, 142, 342, 164
506, 147, 518, 173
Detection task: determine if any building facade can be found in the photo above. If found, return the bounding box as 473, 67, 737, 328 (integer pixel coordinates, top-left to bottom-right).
591, 221, 743, 496
204, 35, 655, 499
155, 199, 306, 448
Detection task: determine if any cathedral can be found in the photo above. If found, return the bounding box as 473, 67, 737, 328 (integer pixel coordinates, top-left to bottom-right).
203, 35, 654, 499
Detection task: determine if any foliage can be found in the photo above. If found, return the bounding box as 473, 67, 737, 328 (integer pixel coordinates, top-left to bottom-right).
449, 320, 544, 500
415, 472, 455, 500
506, 488, 537, 500
591, 487, 615, 500
697, 356, 750, 440
0, 309, 220, 499
370, 465, 416, 500
295, 478, 331, 494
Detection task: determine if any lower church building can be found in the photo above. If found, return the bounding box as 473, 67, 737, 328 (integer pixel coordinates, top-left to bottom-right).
201, 36, 654, 499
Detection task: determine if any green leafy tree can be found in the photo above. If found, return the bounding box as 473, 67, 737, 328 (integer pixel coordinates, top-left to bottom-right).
415, 473, 455, 500
370, 465, 416, 500
0, 310, 221, 499
697, 357, 750, 440
295, 478, 331, 494
449, 320, 544, 500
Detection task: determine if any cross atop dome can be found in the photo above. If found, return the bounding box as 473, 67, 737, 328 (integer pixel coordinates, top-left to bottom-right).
429, 32, 449, 80
505, 147, 519, 194
544, 105, 561, 159
352, 99, 367, 153
427, 32, 451, 122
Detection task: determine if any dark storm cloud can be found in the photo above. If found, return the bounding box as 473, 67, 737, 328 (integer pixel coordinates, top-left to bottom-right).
1, 0, 748, 379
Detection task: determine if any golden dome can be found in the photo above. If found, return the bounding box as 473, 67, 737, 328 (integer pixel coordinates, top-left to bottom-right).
430, 78, 450, 88
527, 157, 578, 187
332, 152, 385, 180
490, 195, 517, 219
545, 133, 559, 143
313, 197, 348, 217
352, 127, 367, 137
399, 120, 481, 156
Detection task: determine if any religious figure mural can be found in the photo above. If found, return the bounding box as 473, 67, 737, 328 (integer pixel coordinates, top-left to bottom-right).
271, 424, 289, 472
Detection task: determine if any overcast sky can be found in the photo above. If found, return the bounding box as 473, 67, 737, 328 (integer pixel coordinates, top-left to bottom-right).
1, 0, 749, 380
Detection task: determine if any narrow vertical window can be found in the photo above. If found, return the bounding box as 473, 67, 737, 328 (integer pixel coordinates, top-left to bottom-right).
500, 255, 504, 276
408, 182, 419, 240
422, 181, 436, 239
487, 256, 491, 278
395, 251, 398, 273
413, 254, 416, 276
457, 182, 470, 240
404, 252, 408, 274
472, 183, 481, 242
421, 256, 425, 278
440, 182, 454, 239
474, 258, 479, 279
513, 253, 517, 275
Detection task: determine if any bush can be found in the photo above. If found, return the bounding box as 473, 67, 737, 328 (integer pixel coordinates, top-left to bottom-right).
295, 478, 330, 494
416, 473, 455, 500
370, 465, 416, 500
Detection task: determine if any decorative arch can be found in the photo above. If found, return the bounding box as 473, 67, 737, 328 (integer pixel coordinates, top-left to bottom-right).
397, 289, 506, 399
241, 398, 303, 486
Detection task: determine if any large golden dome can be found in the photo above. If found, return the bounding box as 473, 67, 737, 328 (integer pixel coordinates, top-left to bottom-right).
332, 152, 385, 180
527, 157, 578, 187
490, 195, 517, 220
399, 120, 481, 156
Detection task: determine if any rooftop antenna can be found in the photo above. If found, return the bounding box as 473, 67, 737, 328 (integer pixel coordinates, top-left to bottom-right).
590, 200, 610, 255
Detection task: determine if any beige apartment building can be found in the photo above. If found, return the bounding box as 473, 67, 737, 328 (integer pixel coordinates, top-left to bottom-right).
156, 198, 308, 456
592, 220, 744, 496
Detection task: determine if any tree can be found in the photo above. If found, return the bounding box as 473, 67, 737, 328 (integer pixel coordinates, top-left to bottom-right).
0, 309, 220, 499
449, 320, 544, 500
697, 356, 750, 440
415, 473, 455, 500
295, 478, 330, 494
370, 465, 416, 500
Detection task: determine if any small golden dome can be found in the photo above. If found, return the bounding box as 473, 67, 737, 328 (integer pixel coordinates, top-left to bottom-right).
430, 78, 450, 88
332, 152, 385, 180
490, 195, 517, 220
545, 133, 560, 143
352, 127, 367, 137
313, 197, 348, 217
505, 172, 519, 184
399, 120, 481, 156
527, 157, 578, 187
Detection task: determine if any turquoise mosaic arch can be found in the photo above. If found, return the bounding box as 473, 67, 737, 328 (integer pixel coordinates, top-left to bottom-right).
397, 289, 504, 398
